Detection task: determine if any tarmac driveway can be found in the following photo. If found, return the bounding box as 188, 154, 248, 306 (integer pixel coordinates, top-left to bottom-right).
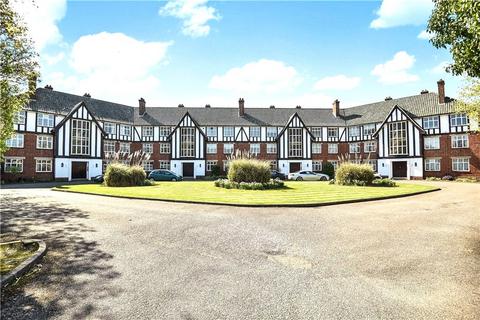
1, 181, 479, 319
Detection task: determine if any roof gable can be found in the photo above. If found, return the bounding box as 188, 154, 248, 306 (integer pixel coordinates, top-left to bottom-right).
373, 105, 425, 137
53, 101, 107, 136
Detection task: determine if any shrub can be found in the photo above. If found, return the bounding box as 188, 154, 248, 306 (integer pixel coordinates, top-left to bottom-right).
227, 158, 271, 183
335, 162, 375, 186
426, 177, 442, 181
104, 163, 147, 187
322, 162, 335, 180
455, 177, 479, 183
371, 178, 397, 187
442, 175, 454, 181
214, 178, 284, 190
211, 165, 221, 178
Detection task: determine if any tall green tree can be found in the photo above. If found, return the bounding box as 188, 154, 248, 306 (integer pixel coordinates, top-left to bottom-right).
427, 0, 480, 77
0, 0, 39, 157
456, 78, 480, 129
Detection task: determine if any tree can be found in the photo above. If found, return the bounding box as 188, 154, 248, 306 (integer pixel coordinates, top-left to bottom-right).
456, 78, 480, 129
0, 0, 39, 157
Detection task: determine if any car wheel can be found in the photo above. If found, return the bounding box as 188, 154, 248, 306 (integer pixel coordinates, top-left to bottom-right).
171, 178, 177, 182
320, 176, 327, 181
296, 177, 303, 181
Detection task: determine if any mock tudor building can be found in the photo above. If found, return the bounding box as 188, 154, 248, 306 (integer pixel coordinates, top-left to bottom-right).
2, 80, 479, 181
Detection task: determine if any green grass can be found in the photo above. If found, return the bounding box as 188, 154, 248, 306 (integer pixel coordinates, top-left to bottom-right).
0, 242, 38, 276
54, 181, 439, 206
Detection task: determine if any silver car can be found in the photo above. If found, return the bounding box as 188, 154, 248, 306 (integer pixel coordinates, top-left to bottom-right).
288, 170, 329, 181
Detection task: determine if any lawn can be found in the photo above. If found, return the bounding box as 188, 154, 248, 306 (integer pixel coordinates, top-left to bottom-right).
0, 242, 39, 276
54, 181, 439, 206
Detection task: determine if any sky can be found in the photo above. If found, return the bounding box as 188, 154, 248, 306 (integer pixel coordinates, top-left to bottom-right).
13, 0, 462, 109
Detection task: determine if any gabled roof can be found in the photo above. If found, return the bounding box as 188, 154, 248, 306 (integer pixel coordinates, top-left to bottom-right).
167, 112, 206, 140
53, 101, 107, 136
373, 105, 425, 137
276, 112, 314, 140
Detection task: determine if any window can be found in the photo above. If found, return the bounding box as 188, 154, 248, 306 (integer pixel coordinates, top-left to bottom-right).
142, 160, 154, 171
424, 136, 440, 150
266, 143, 277, 154
104, 122, 116, 134
36, 158, 52, 172
363, 124, 376, 136
223, 143, 234, 154
223, 160, 230, 171
348, 126, 360, 137
270, 160, 277, 170
250, 143, 260, 155
452, 157, 469, 172
367, 160, 377, 171
159, 126, 171, 137
207, 143, 217, 154
450, 113, 468, 126
223, 127, 234, 138
451, 134, 468, 148
312, 161, 322, 172
36, 135, 53, 149
349, 143, 360, 153
206, 127, 217, 137
120, 125, 131, 136
160, 143, 170, 154
37, 113, 54, 127
328, 160, 339, 171
388, 121, 407, 155
327, 127, 338, 139
364, 141, 376, 153
159, 161, 170, 170
143, 143, 153, 154
250, 127, 261, 138
71, 119, 90, 155
119, 142, 130, 153
328, 143, 338, 154
14, 111, 26, 125
424, 158, 440, 171
288, 128, 302, 157
206, 160, 217, 171
4, 158, 23, 172
143, 126, 153, 137
312, 143, 322, 154
311, 127, 322, 139
180, 127, 195, 157
6, 134, 24, 148
104, 141, 115, 154
267, 127, 277, 138
423, 116, 439, 129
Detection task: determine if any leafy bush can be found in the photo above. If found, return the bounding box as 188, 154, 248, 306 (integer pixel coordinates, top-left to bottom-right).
104, 163, 147, 187
442, 175, 454, 181
214, 178, 284, 190
371, 178, 397, 187
455, 177, 479, 183
426, 177, 442, 181
335, 162, 375, 186
227, 158, 271, 183
211, 165, 221, 178
322, 162, 335, 180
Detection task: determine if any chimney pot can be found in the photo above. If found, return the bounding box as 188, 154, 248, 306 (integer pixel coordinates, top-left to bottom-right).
420, 89, 429, 94
332, 99, 340, 117
238, 98, 245, 117
83, 93, 91, 98
139, 98, 146, 115
269, 105, 275, 109
205, 104, 211, 108
178, 104, 184, 108
437, 79, 445, 104
296, 105, 301, 109
384, 96, 392, 101
44, 84, 53, 90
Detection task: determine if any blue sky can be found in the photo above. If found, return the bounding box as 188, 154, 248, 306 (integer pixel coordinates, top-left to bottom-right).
14, 0, 461, 109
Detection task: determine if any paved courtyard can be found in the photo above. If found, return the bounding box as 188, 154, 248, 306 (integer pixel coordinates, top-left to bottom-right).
1, 181, 479, 319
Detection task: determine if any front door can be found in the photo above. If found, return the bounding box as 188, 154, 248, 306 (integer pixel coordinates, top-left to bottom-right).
392, 161, 407, 179
182, 162, 194, 178
289, 162, 301, 173
72, 162, 87, 179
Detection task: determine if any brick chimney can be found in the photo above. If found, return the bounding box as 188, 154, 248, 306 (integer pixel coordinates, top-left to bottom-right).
139, 98, 146, 116
238, 98, 245, 117
437, 79, 445, 104
332, 99, 340, 117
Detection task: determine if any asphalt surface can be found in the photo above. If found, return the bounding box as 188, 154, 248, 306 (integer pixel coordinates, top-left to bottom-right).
1, 181, 479, 319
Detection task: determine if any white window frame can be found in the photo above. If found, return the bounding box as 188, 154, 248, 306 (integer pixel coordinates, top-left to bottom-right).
14, 111, 26, 125
159, 126, 171, 137
120, 125, 131, 136
328, 160, 339, 171
348, 126, 360, 138
4, 158, 24, 173
423, 116, 439, 129
450, 113, 469, 126
160, 143, 170, 154
119, 142, 130, 154
37, 113, 54, 127
143, 126, 153, 137
269, 160, 277, 170
349, 143, 360, 154
206, 143, 217, 154
36, 135, 53, 149
312, 143, 322, 154
452, 157, 470, 172
364, 141, 376, 153
206, 160, 218, 172
104, 141, 115, 154
249, 127, 261, 138
223, 127, 234, 138
206, 127, 217, 137
424, 136, 440, 150
424, 158, 441, 171
312, 161, 322, 172
311, 127, 322, 139
288, 128, 303, 157
159, 161, 170, 170
180, 127, 195, 157
35, 158, 53, 173
388, 121, 408, 156
6, 133, 24, 148
104, 122, 116, 135
143, 143, 153, 154
71, 119, 90, 155
266, 143, 277, 154
328, 143, 338, 154
451, 134, 468, 148
363, 124, 376, 136
327, 127, 338, 139
266, 127, 277, 138
142, 160, 154, 171
250, 143, 260, 155
223, 143, 234, 155
367, 159, 377, 171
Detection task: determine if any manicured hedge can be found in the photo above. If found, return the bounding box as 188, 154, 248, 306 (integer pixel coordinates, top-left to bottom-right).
371, 178, 397, 187
214, 178, 284, 190
104, 163, 146, 187
335, 162, 375, 186
227, 159, 271, 183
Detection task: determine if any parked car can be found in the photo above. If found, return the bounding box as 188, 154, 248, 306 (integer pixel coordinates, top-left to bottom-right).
288, 171, 329, 181
148, 170, 183, 181
271, 170, 286, 180
92, 174, 104, 183
373, 173, 382, 180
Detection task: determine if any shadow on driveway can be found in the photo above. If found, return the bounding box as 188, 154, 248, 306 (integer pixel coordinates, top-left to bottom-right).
0, 194, 121, 319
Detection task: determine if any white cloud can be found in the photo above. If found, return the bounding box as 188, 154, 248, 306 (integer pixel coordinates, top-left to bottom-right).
371, 51, 419, 85
370, 0, 433, 29
431, 61, 450, 74
43, 52, 65, 66
313, 75, 361, 91
159, 0, 220, 37
417, 30, 433, 40
12, 0, 66, 51
209, 59, 302, 94
44, 32, 173, 106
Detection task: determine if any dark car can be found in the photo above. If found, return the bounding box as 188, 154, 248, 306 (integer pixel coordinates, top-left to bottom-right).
271, 170, 286, 180
92, 174, 104, 183
148, 170, 183, 181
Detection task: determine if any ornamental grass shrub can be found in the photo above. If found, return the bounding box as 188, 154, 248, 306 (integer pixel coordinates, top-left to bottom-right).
335, 162, 375, 186
104, 163, 146, 187
227, 158, 271, 184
